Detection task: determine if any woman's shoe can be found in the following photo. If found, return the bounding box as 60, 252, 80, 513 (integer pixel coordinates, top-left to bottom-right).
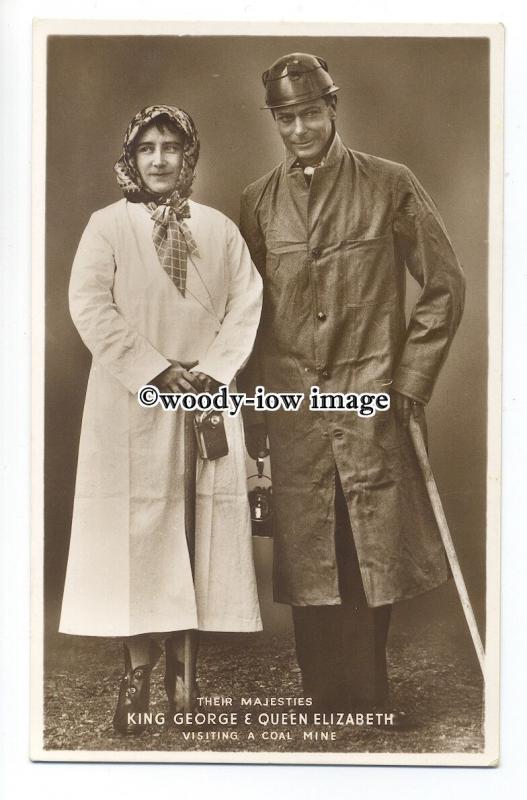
112, 644, 153, 735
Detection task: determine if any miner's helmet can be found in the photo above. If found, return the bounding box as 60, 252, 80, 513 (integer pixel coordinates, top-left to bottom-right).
262, 52, 339, 110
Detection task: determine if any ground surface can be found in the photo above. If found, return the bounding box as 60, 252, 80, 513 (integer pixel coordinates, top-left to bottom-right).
43, 620, 484, 757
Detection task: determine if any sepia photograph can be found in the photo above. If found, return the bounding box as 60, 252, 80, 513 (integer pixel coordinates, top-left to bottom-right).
31, 20, 502, 765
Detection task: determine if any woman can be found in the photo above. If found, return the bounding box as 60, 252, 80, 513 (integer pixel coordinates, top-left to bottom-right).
59, 105, 263, 734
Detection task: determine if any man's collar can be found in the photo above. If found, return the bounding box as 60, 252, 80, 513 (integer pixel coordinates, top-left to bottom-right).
285, 131, 346, 172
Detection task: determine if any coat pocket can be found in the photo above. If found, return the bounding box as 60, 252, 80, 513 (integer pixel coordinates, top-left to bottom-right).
339, 234, 396, 307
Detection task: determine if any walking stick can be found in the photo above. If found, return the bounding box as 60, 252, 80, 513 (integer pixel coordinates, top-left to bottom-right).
408, 415, 485, 676
183, 413, 199, 712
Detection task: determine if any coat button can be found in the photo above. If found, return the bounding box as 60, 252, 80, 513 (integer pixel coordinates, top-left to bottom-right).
311, 247, 321, 258
321, 369, 330, 379
317, 311, 327, 321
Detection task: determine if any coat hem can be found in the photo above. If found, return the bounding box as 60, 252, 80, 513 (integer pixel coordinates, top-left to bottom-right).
273, 573, 450, 609
370, 573, 451, 608
58, 617, 263, 637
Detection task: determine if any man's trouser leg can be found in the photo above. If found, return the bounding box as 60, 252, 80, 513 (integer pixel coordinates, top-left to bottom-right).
292, 476, 391, 711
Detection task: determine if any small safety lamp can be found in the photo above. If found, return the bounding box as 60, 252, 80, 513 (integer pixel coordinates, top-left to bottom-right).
248, 457, 273, 537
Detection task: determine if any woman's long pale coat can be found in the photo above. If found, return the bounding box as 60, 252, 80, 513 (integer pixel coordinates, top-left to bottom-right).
59, 199, 263, 637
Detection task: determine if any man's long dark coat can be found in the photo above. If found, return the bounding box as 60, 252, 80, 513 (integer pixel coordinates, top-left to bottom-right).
239, 133, 465, 608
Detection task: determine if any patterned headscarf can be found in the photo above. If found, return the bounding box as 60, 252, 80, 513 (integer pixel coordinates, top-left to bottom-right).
114, 104, 200, 204
114, 105, 201, 297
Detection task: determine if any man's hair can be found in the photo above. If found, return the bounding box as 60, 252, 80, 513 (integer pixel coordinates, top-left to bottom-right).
271, 93, 338, 119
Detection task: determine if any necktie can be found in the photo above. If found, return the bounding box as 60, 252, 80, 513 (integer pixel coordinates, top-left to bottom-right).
303, 165, 315, 186
150, 202, 199, 297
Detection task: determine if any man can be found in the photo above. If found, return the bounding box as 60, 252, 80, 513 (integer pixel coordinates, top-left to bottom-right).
239, 54, 465, 716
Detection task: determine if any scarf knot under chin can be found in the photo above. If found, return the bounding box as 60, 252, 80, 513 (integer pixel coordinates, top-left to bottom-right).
148, 196, 199, 298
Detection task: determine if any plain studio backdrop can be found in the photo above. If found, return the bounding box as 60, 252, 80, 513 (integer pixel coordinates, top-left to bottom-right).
44, 35, 488, 654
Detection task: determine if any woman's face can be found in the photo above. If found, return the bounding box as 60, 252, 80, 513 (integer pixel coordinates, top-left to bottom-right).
134, 122, 185, 196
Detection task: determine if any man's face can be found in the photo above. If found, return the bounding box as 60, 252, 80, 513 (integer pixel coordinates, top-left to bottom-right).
273, 97, 336, 166
134, 123, 185, 196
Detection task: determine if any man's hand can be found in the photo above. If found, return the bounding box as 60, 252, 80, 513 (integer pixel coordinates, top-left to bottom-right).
391, 390, 424, 427
151, 361, 204, 394
245, 424, 269, 461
